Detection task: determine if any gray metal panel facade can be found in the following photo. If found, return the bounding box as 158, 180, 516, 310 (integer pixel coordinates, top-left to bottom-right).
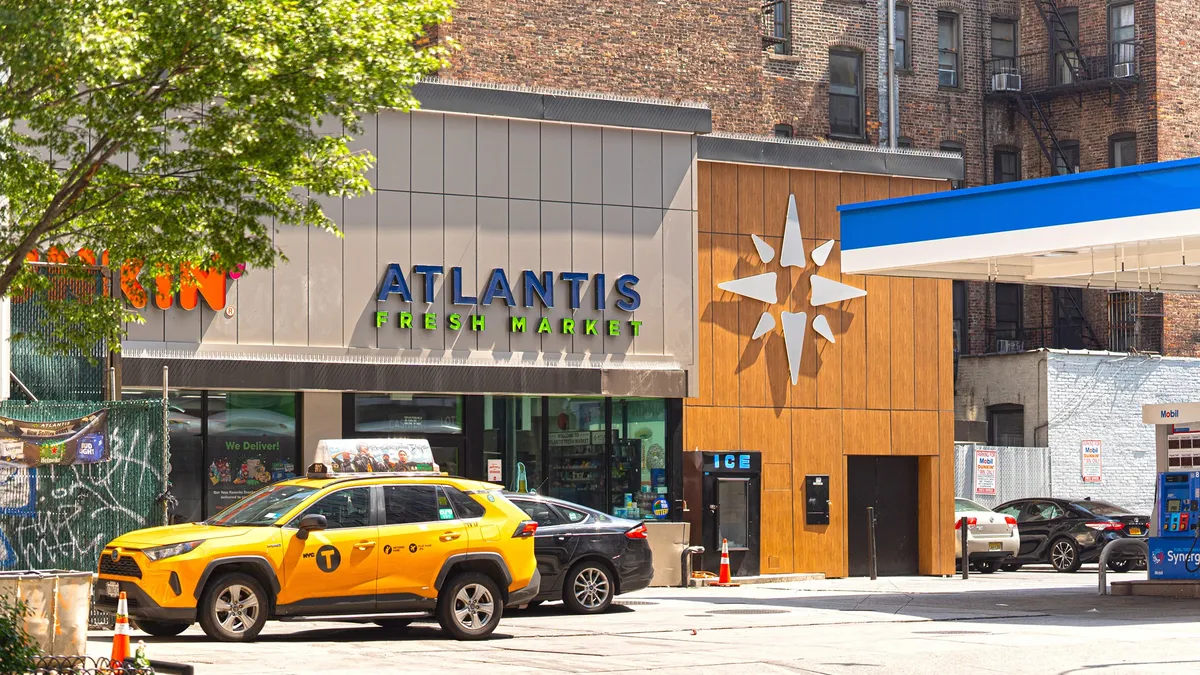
124, 111, 700, 394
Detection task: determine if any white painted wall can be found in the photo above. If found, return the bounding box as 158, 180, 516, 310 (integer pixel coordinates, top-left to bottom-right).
1043, 351, 1200, 514
957, 349, 1200, 514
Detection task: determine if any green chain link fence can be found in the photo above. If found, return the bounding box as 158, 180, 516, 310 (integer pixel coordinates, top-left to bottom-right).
0, 399, 169, 572
9, 267, 107, 401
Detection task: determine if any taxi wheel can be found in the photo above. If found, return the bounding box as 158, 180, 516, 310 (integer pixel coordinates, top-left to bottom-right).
133, 619, 190, 637
1107, 559, 1133, 573
436, 572, 502, 640
198, 573, 268, 642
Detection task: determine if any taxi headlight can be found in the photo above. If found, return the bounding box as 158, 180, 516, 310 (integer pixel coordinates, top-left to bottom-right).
143, 540, 205, 561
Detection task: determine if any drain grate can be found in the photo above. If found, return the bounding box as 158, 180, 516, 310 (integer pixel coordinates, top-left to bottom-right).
614, 600, 659, 606
707, 608, 790, 615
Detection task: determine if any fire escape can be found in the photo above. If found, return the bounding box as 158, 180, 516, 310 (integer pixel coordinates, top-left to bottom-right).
986, 0, 1141, 171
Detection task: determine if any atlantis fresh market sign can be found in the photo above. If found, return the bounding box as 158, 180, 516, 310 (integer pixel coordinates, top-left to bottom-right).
373, 265, 644, 336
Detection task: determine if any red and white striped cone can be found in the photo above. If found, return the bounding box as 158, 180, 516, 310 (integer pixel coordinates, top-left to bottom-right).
110, 591, 130, 670
716, 538, 733, 585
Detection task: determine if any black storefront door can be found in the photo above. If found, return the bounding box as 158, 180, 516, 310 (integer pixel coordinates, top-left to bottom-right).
847, 456, 919, 576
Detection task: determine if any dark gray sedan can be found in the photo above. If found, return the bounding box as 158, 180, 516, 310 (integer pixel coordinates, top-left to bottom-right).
506, 493, 654, 613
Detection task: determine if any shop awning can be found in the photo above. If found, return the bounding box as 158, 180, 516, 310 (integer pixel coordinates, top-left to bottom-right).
839, 157, 1200, 292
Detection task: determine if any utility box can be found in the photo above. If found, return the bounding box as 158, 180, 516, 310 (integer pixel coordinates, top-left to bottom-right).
644, 521, 691, 587
0, 570, 94, 656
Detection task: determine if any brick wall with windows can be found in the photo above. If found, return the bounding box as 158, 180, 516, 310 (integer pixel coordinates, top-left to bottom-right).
445, 0, 990, 182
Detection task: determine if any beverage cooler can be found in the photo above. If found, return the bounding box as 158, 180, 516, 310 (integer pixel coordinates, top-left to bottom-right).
683, 451, 762, 577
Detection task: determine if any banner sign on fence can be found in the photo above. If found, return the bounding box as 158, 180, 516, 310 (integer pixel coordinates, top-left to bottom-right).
0, 411, 109, 468
974, 448, 997, 495
1081, 440, 1103, 483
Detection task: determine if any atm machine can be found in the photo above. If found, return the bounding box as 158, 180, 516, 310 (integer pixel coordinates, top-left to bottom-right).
683, 451, 761, 576
1149, 471, 1200, 579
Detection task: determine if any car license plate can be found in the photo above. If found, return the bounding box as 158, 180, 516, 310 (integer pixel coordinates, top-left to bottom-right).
1130, 527, 1142, 536
105, 582, 120, 598
988, 542, 1002, 551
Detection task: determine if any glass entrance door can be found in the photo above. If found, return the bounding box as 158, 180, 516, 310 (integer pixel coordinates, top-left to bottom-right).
717, 478, 751, 550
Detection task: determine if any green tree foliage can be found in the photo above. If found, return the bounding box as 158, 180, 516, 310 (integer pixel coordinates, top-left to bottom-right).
0, 598, 39, 673
0, 0, 452, 353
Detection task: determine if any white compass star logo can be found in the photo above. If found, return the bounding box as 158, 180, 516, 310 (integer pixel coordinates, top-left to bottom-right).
717, 193, 868, 386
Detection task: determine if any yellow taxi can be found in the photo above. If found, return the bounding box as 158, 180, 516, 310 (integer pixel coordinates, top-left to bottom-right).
94, 440, 540, 642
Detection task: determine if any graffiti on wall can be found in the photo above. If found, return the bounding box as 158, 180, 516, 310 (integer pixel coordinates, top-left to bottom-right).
0, 402, 166, 571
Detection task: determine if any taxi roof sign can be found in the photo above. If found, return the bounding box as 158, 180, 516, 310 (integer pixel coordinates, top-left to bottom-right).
313, 438, 440, 476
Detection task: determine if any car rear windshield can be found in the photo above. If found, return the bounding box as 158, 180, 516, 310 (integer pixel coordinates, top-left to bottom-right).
207, 484, 319, 526
954, 498, 990, 512
1072, 501, 1130, 517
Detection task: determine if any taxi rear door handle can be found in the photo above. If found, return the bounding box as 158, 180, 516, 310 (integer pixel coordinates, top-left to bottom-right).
440, 532, 462, 542
356, 541, 376, 550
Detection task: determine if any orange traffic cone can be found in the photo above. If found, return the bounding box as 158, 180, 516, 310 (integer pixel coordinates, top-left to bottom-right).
714, 538, 739, 586
110, 591, 130, 670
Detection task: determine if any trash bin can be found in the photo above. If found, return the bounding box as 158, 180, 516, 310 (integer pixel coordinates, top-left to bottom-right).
0, 570, 94, 656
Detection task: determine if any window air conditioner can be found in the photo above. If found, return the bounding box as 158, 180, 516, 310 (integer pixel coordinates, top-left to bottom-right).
991, 72, 1022, 92
996, 339, 1024, 353
1112, 62, 1134, 79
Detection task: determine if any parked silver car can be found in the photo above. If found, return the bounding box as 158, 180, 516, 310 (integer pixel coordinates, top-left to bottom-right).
954, 498, 1020, 573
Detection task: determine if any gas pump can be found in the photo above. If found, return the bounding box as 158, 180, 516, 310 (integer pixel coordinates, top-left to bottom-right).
1148, 471, 1200, 579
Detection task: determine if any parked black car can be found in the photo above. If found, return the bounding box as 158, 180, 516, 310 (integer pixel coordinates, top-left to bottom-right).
505, 493, 654, 614
994, 498, 1148, 573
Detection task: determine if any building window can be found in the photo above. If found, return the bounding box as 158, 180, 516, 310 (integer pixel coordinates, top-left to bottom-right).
938, 12, 961, 87
1054, 9, 1080, 86
1109, 2, 1135, 72
897, 136, 913, 148
994, 283, 1022, 348
988, 404, 1025, 446
1053, 140, 1080, 176
1052, 286, 1086, 349
940, 141, 964, 188
347, 393, 464, 475
1110, 133, 1136, 168
895, 5, 910, 69
994, 146, 1021, 183
953, 280, 967, 355
1108, 291, 1137, 352
991, 19, 1017, 72
774, 123, 794, 139
124, 389, 302, 522
483, 395, 545, 495
829, 50, 864, 138
764, 0, 790, 54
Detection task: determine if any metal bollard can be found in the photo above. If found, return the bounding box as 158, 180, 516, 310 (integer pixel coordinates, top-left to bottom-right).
682, 545, 705, 587
867, 506, 878, 580
961, 516, 970, 580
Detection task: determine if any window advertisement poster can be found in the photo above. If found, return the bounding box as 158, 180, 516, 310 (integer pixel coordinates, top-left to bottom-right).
974, 448, 997, 496
487, 458, 503, 483
205, 392, 298, 517
0, 411, 109, 468
1081, 440, 1103, 483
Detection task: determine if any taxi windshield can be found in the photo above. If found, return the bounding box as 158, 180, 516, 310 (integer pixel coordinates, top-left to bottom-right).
207, 484, 318, 526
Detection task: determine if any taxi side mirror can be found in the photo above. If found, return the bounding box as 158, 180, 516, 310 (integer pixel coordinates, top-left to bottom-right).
296, 514, 327, 541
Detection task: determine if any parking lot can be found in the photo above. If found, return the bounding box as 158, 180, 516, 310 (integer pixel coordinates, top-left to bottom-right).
89, 566, 1200, 675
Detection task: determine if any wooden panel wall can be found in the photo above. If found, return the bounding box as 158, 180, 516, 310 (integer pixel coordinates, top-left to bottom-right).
686, 162, 956, 578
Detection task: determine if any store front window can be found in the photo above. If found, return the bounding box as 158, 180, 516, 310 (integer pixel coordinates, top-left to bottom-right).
611, 398, 669, 520
346, 394, 464, 475
547, 397, 608, 512
206, 392, 300, 516
122, 390, 300, 522
483, 396, 543, 492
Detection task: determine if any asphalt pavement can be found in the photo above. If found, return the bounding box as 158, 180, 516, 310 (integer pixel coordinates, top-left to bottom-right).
89, 566, 1200, 674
